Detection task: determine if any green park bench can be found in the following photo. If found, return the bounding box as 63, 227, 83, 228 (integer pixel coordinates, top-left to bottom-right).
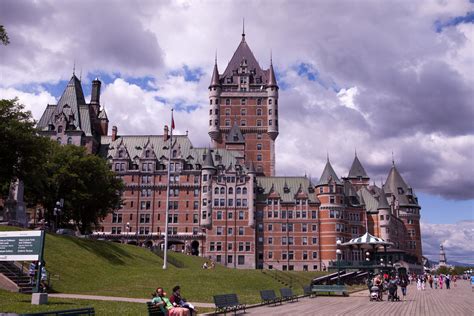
279, 288, 298, 302
21, 307, 95, 316
260, 289, 283, 305
303, 285, 316, 298
311, 284, 349, 296
146, 302, 166, 316
213, 293, 246, 315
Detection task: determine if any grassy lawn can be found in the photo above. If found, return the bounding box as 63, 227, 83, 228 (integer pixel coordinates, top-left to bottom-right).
0, 226, 326, 307
0, 289, 147, 315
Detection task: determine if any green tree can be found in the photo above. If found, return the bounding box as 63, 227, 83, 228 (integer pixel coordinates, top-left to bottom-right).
0, 99, 48, 195
437, 265, 451, 275
37, 144, 123, 234
0, 25, 9, 45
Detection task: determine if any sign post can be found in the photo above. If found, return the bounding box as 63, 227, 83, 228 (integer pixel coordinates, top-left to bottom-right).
0, 230, 47, 304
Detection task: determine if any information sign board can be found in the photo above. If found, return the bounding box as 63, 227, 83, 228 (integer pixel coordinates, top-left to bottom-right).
0, 231, 44, 261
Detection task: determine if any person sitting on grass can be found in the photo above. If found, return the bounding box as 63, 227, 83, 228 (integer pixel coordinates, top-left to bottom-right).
170, 285, 197, 315
152, 287, 190, 316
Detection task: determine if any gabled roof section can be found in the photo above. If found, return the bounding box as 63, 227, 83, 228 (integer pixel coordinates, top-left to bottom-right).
226, 122, 245, 143
98, 108, 108, 120
317, 159, 342, 185
257, 177, 319, 203
36, 74, 89, 133
348, 154, 369, 179
222, 36, 267, 83
384, 164, 418, 206
202, 148, 215, 169
377, 188, 391, 210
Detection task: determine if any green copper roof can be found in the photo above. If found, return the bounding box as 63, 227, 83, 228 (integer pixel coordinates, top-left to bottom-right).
257, 176, 319, 203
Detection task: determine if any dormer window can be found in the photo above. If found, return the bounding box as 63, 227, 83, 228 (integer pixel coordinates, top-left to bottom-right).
145, 150, 150, 158
118, 150, 124, 158
172, 150, 177, 158
397, 187, 404, 194
58, 126, 63, 133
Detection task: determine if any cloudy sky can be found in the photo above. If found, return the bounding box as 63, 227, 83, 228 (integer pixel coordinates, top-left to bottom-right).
1, 0, 473, 263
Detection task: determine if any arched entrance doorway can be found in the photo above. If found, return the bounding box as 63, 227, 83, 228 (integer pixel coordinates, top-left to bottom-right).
191, 240, 199, 256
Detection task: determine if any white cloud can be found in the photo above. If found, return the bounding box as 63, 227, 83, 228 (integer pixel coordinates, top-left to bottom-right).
421, 220, 474, 264
0, 87, 57, 120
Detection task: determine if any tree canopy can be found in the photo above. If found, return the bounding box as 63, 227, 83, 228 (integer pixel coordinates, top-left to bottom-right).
0, 25, 9, 45
1, 98, 123, 233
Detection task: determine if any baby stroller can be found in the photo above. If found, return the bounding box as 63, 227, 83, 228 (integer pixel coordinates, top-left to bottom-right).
370, 286, 382, 301
387, 281, 400, 301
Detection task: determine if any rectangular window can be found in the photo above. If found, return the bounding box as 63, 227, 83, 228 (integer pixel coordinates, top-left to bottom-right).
227, 255, 233, 264
238, 255, 245, 265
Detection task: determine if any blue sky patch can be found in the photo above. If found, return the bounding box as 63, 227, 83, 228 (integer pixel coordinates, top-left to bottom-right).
434, 11, 474, 32
168, 65, 204, 82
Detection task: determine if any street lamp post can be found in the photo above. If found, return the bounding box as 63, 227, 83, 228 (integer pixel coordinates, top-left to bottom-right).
336, 239, 342, 285
53, 201, 61, 231
126, 222, 130, 244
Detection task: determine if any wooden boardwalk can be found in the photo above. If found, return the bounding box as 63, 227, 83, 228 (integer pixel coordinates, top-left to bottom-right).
246, 281, 473, 316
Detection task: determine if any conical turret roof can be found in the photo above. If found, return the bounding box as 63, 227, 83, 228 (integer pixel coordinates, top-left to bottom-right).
384, 164, 409, 194
209, 61, 220, 88
348, 154, 369, 179
318, 159, 342, 185
267, 61, 278, 87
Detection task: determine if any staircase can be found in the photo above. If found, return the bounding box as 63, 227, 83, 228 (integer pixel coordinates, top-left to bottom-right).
261, 263, 304, 289
0, 261, 33, 293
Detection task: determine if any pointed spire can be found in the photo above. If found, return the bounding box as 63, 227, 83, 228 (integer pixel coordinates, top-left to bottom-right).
318, 158, 342, 185
73, 60, 76, 76
392, 151, 395, 166
209, 55, 220, 88
226, 121, 245, 143
348, 153, 369, 179
267, 55, 278, 87
242, 18, 245, 41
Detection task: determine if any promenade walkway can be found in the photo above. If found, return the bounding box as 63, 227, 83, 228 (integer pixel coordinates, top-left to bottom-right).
246, 281, 473, 316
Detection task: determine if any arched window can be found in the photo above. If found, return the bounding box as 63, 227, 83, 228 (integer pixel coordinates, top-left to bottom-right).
172, 150, 177, 158
67, 137, 72, 144
228, 187, 234, 195
220, 187, 225, 195
214, 187, 219, 194
242, 187, 248, 195
58, 126, 63, 133
257, 108, 262, 116
118, 150, 124, 158
236, 187, 242, 194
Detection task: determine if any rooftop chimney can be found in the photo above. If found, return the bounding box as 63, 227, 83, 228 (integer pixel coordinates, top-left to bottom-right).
163, 125, 169, 141
91, 78, 101, 105
111, 126, 118, 141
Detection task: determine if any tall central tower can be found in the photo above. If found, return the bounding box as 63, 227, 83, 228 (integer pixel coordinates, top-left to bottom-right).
208, 29, 279, 176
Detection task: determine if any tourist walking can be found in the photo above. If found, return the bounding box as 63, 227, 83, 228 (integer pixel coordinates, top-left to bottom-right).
434, 275, 439, 289
421, 275, 426, 290
416, 276, 422, 291
399, 275, 408, 301
445, 274, 451, 289
428, 274, 433, 289
439, 275, 444, 289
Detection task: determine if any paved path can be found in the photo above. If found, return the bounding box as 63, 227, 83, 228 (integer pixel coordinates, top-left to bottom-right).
48, 293, 214, 308
246, 282, 474, 316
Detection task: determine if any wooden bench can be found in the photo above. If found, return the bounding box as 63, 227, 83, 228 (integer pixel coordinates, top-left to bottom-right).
303, 285, 316, 298
213, 293, 246, 315
146, 302, 166, 316
279, 288, 298, 302
260, 289, 282, 305
21, 307, 95, 315
311, 285, 348, 297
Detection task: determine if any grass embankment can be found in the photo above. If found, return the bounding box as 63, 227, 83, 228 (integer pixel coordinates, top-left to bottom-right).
0, 289, 148, 315
0, 226, 326, 306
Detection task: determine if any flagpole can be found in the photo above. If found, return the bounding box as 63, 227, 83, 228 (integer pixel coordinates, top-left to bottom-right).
163, 109, 174, 269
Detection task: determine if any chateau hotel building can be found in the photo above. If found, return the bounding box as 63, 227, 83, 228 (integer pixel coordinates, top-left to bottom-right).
37, 31, 423, 271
